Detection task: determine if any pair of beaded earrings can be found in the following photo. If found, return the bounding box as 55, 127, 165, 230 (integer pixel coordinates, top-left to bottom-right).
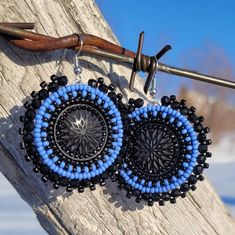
19, 50, 211, 206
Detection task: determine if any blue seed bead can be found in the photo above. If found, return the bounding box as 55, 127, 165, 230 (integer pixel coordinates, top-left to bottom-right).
43, 141, 49, 147
140, 179, 145, 185
162, 112, 167, 118
181, 129, 187, 134
47, 149, 53, 155
44, 113, 51, 119
36, 114, 42, 120
183, 162, 189, 168
60, 161, 65, 168
53, 156, 58, 162
49, 105, 55, 111
55, 99, 61, 105
178, 170, 184, 175
58, 89, 63, 96
34, 133, 41, 138
185, 154, 191, 159
127, 170, 132, 175
170, 117, 175, 123
177, 121, 182, 127
187, 146, 193, 150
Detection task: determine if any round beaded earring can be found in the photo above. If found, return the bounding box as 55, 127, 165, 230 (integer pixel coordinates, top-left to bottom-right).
19, 47, 125, 192
116, 87, 211, 206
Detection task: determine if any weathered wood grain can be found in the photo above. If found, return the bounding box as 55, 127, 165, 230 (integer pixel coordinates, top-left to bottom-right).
0, 0, 234, 234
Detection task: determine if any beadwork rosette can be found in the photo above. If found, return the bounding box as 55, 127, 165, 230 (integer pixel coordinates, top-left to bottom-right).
19, 76, 124, 192
116, 95, 211, 206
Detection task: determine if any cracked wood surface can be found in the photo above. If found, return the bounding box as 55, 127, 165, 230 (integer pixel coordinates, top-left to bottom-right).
0, 0, 235, 234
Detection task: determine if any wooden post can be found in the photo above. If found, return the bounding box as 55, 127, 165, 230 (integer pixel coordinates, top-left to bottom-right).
0, 0, 234, 234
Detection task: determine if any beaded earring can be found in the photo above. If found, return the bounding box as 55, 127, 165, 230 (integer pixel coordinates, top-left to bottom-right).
116, 81, 211, 206
19, 48, 125, 192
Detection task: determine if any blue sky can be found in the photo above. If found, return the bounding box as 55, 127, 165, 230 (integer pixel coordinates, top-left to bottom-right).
96, 1, 235, 95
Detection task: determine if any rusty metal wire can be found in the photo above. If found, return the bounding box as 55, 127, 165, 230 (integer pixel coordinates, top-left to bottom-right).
1, 22, 235, 94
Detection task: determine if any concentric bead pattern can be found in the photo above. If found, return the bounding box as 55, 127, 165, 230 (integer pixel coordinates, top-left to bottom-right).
116, 95, 211, 206
20, 75, 125, 192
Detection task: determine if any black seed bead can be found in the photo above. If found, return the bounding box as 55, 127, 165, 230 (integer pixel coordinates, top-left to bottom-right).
19, 116, 26, 122
27, 146, 37, 155
108, 92, 117, 101
180, 99, 186, 106
203, 163, 209, 169
159, 200, 165, 206
191, 185, 197, 191
161, 96, 170, 105
99, 84, 109, 93
190, 106, 196, 113
171, 101, 180, 109
188, 175, 198, 185
134, 98, 144, 108
133, 189, 141, 197
100, 180, 106, 186
194, 124, 203, 132
135, 197, 141, 203
204, 127, 210, 133
23, 101, 31, 108
90, 184, 96, 191
38, 89, 49, 99
48, 82, 59, 92
18, 128, 25, 135
108, 84, 115, 91
126, 192, 132, 198
60, 177, 69, 186
25, 109, 35, 120
170, 198, 176, 204
54, 183, 60, 189
206, 139, 212, 145
40, 165, 50, 174
128, 98, 135, 105
23, 133, 34, 143
117, 93, 123, 100
41, 176, 48, 183
193, 165, 203, 175
66, 186, 73, 192
170, 95, 176, 101
97, 77, 104, 84
50, 74, 58, 82
188, 113, 197, 122
181, 108, 189, 116
20, 142, 26, 149
181, 183, 190, 192
198, 116, 205, 122
198, 144, 208, 153
32, 99, 41, 109
88, 79, 98, 88
171, 188, 181, 197
197, 155, 206, 164
206, 152, 212, 158
25, 155, 31, 161
31, 91, 37, 98
197, 133, 207, 142
40, 81, 47, 88
148, 199, 154, 206
198, 175, 204, 181
58, 76, 68, 86
152, 194, 161, 201
162, 193, 171, 201
33, 167, 39, 173
24, 121, 34, 131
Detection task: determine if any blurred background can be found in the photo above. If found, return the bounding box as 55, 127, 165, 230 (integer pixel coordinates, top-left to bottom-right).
1, 0, 235, 234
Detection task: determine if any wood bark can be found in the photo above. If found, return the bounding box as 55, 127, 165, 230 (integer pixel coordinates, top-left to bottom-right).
0, 0, 234, 234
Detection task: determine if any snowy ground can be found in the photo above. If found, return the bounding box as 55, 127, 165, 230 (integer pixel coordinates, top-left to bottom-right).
0, 134, 235, 234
